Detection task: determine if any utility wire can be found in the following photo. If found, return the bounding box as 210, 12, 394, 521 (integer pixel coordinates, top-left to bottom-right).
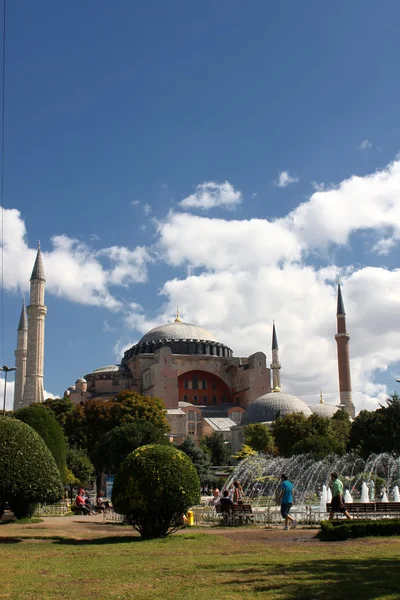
0, 0, 6, 366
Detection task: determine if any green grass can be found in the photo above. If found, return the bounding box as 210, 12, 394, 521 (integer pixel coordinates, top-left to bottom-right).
1, 532, 399, 599
0, 517, 43, 526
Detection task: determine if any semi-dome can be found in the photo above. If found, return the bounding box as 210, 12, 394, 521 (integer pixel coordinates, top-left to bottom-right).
138, 321, 218, 345
243, 389, 312, 425
310, 402, 339, 418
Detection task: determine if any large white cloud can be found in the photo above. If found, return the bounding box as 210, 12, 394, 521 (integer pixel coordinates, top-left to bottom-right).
0, 378, 56, 412
1, 209, 151, 309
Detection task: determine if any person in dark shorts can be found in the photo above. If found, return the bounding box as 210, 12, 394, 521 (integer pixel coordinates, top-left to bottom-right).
329, 472, 352, 520
279, 474, 297, 530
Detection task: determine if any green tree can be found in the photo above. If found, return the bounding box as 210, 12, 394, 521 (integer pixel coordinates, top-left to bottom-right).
15, 405, 67, 482
202, 432, 231, 466
43, 397, 75, 430
271, 413, 310, 457
112, 444, 200, 539
0, 417, 63, 518
232, 444, 257, 462
92, 421, 168, 475
66, 448, 94, 490
176, 437, 211, 483
243, 423, 275, 453
348, 393, 400, 457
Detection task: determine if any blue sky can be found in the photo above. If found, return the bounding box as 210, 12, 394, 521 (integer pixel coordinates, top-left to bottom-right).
2, 1, 400, 409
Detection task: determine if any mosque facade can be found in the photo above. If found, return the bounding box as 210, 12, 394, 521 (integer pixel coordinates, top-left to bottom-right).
13, 249, 355, 445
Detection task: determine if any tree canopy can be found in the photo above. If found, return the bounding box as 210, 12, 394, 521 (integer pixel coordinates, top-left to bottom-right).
15, 405, 67, 482
243, 423, 275, 454
176, 436, 211, 483
0, 417, 63, 518
201, 432, 231, 466
91, 421, 168, 475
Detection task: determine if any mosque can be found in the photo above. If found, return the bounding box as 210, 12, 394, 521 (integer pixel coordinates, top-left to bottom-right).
13, 246, 355, 447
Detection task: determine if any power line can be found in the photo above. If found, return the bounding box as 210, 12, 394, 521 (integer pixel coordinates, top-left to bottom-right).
0, 0, 6, 365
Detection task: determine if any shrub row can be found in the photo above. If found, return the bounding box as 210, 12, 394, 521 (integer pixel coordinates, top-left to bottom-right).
319, 519, 400, 541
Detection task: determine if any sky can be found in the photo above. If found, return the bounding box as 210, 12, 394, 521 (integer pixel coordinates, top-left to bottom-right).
1, 0, 400, 411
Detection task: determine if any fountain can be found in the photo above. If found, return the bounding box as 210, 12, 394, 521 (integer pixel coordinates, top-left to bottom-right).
393, 486, 400, 502
224, 452, 400, 509
326, 487, 332, 503
381, 491, 389, 502
319, 485, 328, 511
344, 489, 353, 503
360, 482, 370, 503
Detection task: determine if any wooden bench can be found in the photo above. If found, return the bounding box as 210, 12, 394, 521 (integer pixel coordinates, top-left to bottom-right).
327, 502, 400, 515
216, 503, 255, 525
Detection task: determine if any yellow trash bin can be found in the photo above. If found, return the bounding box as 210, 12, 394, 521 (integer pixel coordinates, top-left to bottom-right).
187, 510, 194, 526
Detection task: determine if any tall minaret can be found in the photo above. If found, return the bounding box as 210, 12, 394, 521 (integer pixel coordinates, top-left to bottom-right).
335, 281, 355, 417
270, 321, 281, 390
13, 301, 28, 410
22, 243, 47, 407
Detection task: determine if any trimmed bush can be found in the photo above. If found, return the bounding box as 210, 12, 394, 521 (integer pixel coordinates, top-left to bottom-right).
0, 416, 64, 518
320, 519, 400, 541
112, 444, 200, 539
15, 405, 67, 482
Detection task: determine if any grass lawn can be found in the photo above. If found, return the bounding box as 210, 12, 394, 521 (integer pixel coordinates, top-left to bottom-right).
1, 526, 400, 599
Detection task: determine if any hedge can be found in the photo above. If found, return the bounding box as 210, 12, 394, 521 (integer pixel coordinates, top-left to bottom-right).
15, 405, 67, 482
112, 444, 200, 539
319, 519, 400, 541
0, 416, 64, 518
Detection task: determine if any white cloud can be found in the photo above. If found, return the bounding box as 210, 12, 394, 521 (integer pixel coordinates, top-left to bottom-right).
360, 139, 372, 150
1, 210, 151, 310
131, 200, 140, 207
179, 181, 242, 211
142, 204, 152, 216
0, 378, 56, 412
275, 171, 299, 188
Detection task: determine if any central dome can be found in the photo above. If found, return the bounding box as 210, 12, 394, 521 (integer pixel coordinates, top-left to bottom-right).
138, 321, 218, 344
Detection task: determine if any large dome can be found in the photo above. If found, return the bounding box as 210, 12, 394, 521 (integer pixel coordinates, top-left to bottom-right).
310, 402, 339, 418
138, 321, 218, 344
243, 390, 312, 425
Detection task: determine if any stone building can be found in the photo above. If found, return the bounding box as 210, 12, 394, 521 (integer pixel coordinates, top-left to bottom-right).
13, 248, 355, 446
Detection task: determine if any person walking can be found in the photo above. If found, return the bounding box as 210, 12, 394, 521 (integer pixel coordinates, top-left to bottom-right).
329, 472, 352, 520
279, 474, 297, 530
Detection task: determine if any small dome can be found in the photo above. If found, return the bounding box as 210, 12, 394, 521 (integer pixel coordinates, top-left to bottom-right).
138, 321, 218, 345
67, 385, 76, 391
243, 390, 312, 425
76, 377, 87, 383
310, 403, 339, 418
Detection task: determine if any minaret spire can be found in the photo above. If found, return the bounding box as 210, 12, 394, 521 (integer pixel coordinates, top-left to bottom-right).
13, 300, 28, 410
22, 244, 47, 406
174, 306, 182, 322
270, 321, 281, 390
335, 280, 355, 417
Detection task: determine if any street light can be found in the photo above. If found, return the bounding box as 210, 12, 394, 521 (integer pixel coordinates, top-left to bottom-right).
0, 365, 16, 416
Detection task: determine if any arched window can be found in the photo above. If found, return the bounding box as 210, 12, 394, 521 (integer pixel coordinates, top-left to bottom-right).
193, 394, 198, 404
203, 395, 208, 403
184, 394, 188, 402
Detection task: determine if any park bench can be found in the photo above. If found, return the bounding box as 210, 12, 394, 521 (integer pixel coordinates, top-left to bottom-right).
216, 503, 255, 525
326, 502, 400, 515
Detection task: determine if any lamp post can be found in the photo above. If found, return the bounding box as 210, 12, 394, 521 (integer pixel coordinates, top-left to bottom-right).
0, 365, 16, 416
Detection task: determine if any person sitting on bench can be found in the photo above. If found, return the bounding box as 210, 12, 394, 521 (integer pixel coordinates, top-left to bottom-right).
75, 493, 95, 515
220, 490, 234, 510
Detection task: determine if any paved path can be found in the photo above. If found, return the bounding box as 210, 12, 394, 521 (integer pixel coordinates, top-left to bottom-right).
0, 513, 319, 543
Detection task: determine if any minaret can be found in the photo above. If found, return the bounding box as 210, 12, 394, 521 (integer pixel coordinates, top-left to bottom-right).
22, 243, 47, 407
270, 321, 281, 390
335, 280, 355, 417
13, 301, 28, 410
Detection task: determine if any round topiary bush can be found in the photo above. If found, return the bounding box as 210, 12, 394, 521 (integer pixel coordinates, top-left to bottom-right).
112, 444, 200, 539
0, 417, 64, 518
15, 405, 67, 482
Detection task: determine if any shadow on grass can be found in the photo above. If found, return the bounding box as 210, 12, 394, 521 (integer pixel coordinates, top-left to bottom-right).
214, 557, 400, 599
55, 535, 143, 545
0, 538, 23, 544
